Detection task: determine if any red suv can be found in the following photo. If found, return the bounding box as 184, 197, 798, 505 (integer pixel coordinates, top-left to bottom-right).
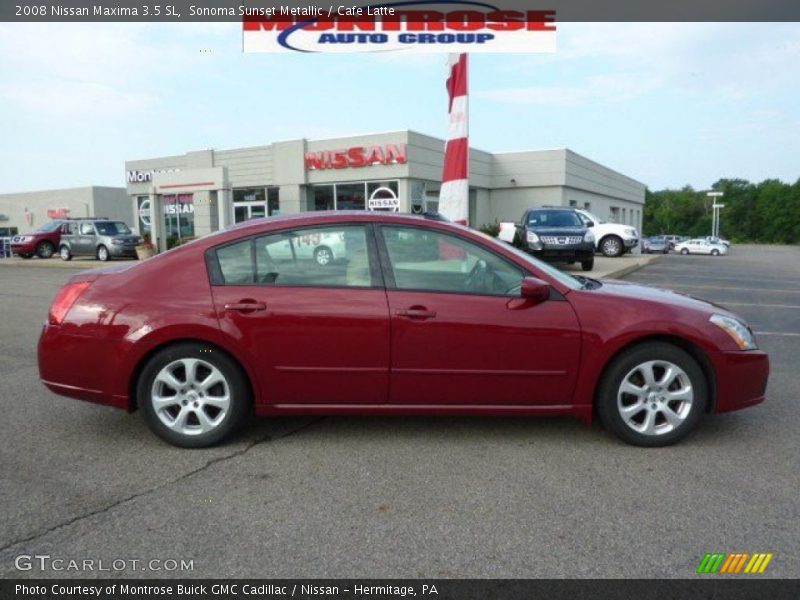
11, 220, 65, 259
38, 212, 769, 448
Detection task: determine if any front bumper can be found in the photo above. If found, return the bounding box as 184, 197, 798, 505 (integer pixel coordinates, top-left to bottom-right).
527, 242, 595, 262
107, 244, 139, 258
623, 237, 639, 248
11, 241, 37, 255
713, 349, 769, 413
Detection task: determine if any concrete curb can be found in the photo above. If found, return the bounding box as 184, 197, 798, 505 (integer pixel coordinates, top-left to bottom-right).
602, 255, 661, 279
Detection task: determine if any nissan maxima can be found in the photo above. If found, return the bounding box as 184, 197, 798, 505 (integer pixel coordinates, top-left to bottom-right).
38, 212, 768, 447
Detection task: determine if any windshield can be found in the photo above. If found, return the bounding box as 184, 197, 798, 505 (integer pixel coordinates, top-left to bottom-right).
35, 221, 62, 233
528, 210, 582, 227
579, 210, 605, 225
95, 221, 131, 235
473, 230, 583, 291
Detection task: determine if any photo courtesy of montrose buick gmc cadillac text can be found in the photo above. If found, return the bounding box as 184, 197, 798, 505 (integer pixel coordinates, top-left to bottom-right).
38, 212, 769, 448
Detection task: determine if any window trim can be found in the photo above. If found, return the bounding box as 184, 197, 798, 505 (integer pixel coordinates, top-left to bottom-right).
374, 223, 529, 299
206, 222, 384, 290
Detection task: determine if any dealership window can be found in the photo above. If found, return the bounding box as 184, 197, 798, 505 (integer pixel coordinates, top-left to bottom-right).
233, 187, 280, 223
163, 193, 194, 248
309, 181, 399, 211
381, 226, 524, 296
569, 200, 578, 207
584, 202, 591, 210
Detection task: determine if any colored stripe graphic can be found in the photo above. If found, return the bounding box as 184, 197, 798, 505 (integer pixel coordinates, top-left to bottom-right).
697, 552, 773, 574
439, 53, 469, 225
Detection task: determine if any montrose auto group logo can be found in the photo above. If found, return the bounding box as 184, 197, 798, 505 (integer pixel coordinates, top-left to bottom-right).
242, 1, 557, 53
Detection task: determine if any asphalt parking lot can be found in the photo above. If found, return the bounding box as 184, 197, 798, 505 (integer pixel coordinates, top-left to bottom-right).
0, 244, 797, 579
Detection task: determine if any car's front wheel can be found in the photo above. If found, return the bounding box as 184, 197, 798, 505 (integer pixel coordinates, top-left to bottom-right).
59, 246, 72, 261
37, 241, 55, 258
139, 343, 251, 447
681, 248, 689, 255
97, 245, 109, 262
597, 342, 706, 446
581, 257, 594, 271
711, 249, 720, 256
600, 235, 623, 257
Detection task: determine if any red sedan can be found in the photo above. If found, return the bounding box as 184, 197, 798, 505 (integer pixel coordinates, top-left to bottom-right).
38, 212, 768, 447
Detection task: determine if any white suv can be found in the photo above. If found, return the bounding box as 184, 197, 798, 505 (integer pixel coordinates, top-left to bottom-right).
575, 209, 639, 257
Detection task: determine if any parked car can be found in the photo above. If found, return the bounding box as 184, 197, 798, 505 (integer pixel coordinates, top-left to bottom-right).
674, 239, 728, 256
59, 218, 141, 262
574, 209, 639, 257
10, 220, 65, 259
39, 212, 768, 448
498, 207, 595, 271
705, 236, 731, 247
642, 237, 670, 254
268, 230, 345, 266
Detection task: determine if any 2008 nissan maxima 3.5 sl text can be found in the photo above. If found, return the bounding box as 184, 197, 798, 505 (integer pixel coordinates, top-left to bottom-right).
38, 212, 769, 447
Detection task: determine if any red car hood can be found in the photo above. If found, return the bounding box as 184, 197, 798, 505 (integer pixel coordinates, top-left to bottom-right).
593, 278, 738, 319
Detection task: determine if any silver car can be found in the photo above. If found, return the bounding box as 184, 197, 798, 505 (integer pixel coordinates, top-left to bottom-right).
59, 219, 141, 262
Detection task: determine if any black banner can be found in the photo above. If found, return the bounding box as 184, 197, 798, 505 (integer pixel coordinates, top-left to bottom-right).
2, 0, 800, 22
2, 580, 800, 600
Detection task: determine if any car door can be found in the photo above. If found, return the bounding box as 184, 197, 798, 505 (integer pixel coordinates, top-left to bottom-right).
209, 223, 390, 406
377, 225, 582, 406
75, 221, 96, 256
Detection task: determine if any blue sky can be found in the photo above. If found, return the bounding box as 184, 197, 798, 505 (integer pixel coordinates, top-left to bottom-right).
0, 22, 798, 192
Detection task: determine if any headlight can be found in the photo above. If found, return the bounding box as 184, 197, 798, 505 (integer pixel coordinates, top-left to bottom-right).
526, 231, 540, 244
111, 239, 124, 245
18, 236, 33, 243
710, 314, 757, 350
584, 230, 595, 243
626, 228, 637, 237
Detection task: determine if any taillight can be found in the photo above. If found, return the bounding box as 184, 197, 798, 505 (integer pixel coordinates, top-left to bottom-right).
48, 282, 91, 325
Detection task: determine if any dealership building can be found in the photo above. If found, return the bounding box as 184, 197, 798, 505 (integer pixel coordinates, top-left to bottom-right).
0, 186, 131, 237
125, 130, 646, 251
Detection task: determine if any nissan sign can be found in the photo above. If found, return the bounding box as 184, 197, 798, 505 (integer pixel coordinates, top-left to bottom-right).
305, 144, 407, 171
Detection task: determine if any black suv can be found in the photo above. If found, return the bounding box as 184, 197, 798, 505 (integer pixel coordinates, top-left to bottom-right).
511, 207, 595, 271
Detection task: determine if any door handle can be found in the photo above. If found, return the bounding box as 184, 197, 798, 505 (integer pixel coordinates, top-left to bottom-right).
224, 301, 267, 313
395, 307, 437, 320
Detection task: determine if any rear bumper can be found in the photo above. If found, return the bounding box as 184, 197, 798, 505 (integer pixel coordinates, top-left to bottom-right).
38, 324, 130, 409
713, 350, 769, 413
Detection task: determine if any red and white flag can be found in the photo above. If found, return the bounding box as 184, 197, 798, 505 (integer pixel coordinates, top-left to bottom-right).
439, 53, 469, 225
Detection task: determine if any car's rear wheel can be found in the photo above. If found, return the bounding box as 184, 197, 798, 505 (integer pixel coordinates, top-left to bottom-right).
37, 241, 55, 258
597, 342, 706, 446
581, 257, 594, 271
139, 343, 251, 448
681, 248, 689, 255
600, 235, 623, 257
314, 246, 333, 266
59, 246, 72, 261
97, 245, 109, 262
19, 253, 32, 259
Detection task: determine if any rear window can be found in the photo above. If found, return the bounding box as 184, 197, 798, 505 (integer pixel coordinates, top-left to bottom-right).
528, 210, 582, 227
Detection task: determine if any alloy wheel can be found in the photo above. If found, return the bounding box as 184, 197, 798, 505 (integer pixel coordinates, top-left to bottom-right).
602, 237, 621, 257
315, 247, 332, 266
150, 358, 231, 436
616, 360, 694, 437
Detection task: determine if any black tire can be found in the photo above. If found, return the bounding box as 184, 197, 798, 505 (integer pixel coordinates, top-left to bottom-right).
97, 245, 110, 262
681, 248, 689, 255
711, 249, 720, 256
581, 257, 594, 272
596, 342, 707, 447
600, 235, 624, 257
139, 342, 251, 448
37, 241, 55, 259
314, 245, 333, 266
19, 253, 33, 259
59, 245, 72, 261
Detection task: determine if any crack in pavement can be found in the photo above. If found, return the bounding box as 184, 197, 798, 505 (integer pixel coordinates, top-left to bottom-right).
0, 417, 323, 554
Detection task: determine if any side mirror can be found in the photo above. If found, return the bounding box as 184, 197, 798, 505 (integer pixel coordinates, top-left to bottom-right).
520, 276, 550, 304
586, 221, 594, 227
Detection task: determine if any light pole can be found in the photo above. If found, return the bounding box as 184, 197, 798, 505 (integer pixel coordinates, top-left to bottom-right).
707, 191, 724, 237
